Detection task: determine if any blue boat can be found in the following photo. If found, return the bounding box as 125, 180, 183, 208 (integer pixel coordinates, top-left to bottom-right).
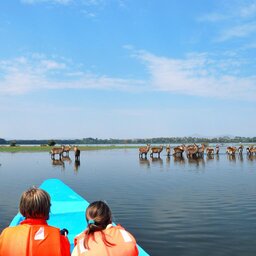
9, 178, 149, 255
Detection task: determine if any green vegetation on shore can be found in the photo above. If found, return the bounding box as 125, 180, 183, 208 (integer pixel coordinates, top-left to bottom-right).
0, 136, 255, 152
0, 145, 138, 153
1, 136, 256, 147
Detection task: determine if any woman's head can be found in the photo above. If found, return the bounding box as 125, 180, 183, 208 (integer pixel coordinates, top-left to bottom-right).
84, 201, 113, 248
86, 201, 112, 230
19, 187, 51, 220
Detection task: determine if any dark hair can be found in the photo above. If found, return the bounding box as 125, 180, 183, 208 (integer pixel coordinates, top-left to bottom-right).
84, 201, 114, 249
19, 187, 51, 220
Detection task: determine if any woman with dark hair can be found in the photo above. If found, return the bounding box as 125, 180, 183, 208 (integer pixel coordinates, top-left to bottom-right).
0, 187, 70, 256
72, 201, 138, 256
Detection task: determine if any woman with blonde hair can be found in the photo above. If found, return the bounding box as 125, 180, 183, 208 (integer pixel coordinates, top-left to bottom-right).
72, 201, 138, 256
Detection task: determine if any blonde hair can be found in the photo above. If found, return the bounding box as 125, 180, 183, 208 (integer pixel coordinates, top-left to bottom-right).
19, 187, 51, 220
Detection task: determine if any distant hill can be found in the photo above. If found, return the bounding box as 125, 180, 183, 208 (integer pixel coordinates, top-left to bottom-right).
0, 136, 256, 145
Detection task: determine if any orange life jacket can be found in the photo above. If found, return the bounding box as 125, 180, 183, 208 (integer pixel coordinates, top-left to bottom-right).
73, 225, 138, 256
0, 219, 70, 256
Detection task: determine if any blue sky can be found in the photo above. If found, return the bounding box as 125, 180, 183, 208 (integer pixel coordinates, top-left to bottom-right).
0, 0, 256, 139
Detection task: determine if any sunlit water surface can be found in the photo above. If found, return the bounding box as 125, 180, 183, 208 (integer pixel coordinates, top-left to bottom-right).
0, 149, 256, 255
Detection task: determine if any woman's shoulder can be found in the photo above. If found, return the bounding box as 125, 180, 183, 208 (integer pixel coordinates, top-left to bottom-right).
105, 224, 137, 243
74, 230, 86, 245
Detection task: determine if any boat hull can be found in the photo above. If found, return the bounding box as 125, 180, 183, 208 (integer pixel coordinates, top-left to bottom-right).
9, 179, 149, 255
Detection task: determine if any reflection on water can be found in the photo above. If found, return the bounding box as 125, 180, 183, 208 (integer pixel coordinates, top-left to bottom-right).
227, 154, 236, 162
187, 157, 205, 167
150, 156, 163, 166
166, 156, 171, 165
238, 154, 244, 162
51, 159, 65, 171
62, 156, 72, 165
226, 152, 246, 163
74, 160, 80, 173
247, 154, 256, 161
206, 154, 214, 161
139, 158, 150, 169
173, 156, 185, 165
51, 156, 80, 173
1, 149, 256, 256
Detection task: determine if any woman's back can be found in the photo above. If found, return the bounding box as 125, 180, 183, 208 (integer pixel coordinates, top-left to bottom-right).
72, 224, 138, 256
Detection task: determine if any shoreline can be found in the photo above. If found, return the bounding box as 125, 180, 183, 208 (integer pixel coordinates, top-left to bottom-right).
0, 145, 139, 152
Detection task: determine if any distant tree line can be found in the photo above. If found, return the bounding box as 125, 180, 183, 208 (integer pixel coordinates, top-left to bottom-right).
0, 136, 256, 145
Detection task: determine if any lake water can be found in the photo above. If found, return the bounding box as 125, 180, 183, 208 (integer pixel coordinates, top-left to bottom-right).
0, 148, 256, 255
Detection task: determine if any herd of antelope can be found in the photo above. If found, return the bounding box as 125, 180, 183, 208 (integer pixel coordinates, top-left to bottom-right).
139, 144, 256, 159
51, 144, 256, 161
50, 145, 80, 161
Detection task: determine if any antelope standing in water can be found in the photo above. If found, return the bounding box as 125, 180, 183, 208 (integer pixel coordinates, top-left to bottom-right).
50, 146, 64, 159
172, 144, 185, 157
197, 144, 206, 157
206, 147, 214, 156
216, 145, 220, 155
247, 146, 256, 155
238, 145, 244, 154
139, 144, 151, 158
63, 145, 72, 156
226, 146, 237, 155
150, 145, 163, 158
74, 146, 81, 160
185, 144, 198, 158
166, 145, 171, 157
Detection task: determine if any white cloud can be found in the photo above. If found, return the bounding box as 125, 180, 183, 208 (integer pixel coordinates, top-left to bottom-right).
40, 60, 66, 70
21, 0, 105, 5
21, 0, 72, 4
81, 0, 104, 6
239, 2, 256, 18
198, 1, 256, 41
242, 42, 256, 49
217, 22, 256, 41
198, 13, 228, 22
1, 51, 256, 101
117, 0, 128, 8
199, 1, 256, 22
81, 10, 97, 18
0, 55, 146, 95
134, 50, 256, 101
